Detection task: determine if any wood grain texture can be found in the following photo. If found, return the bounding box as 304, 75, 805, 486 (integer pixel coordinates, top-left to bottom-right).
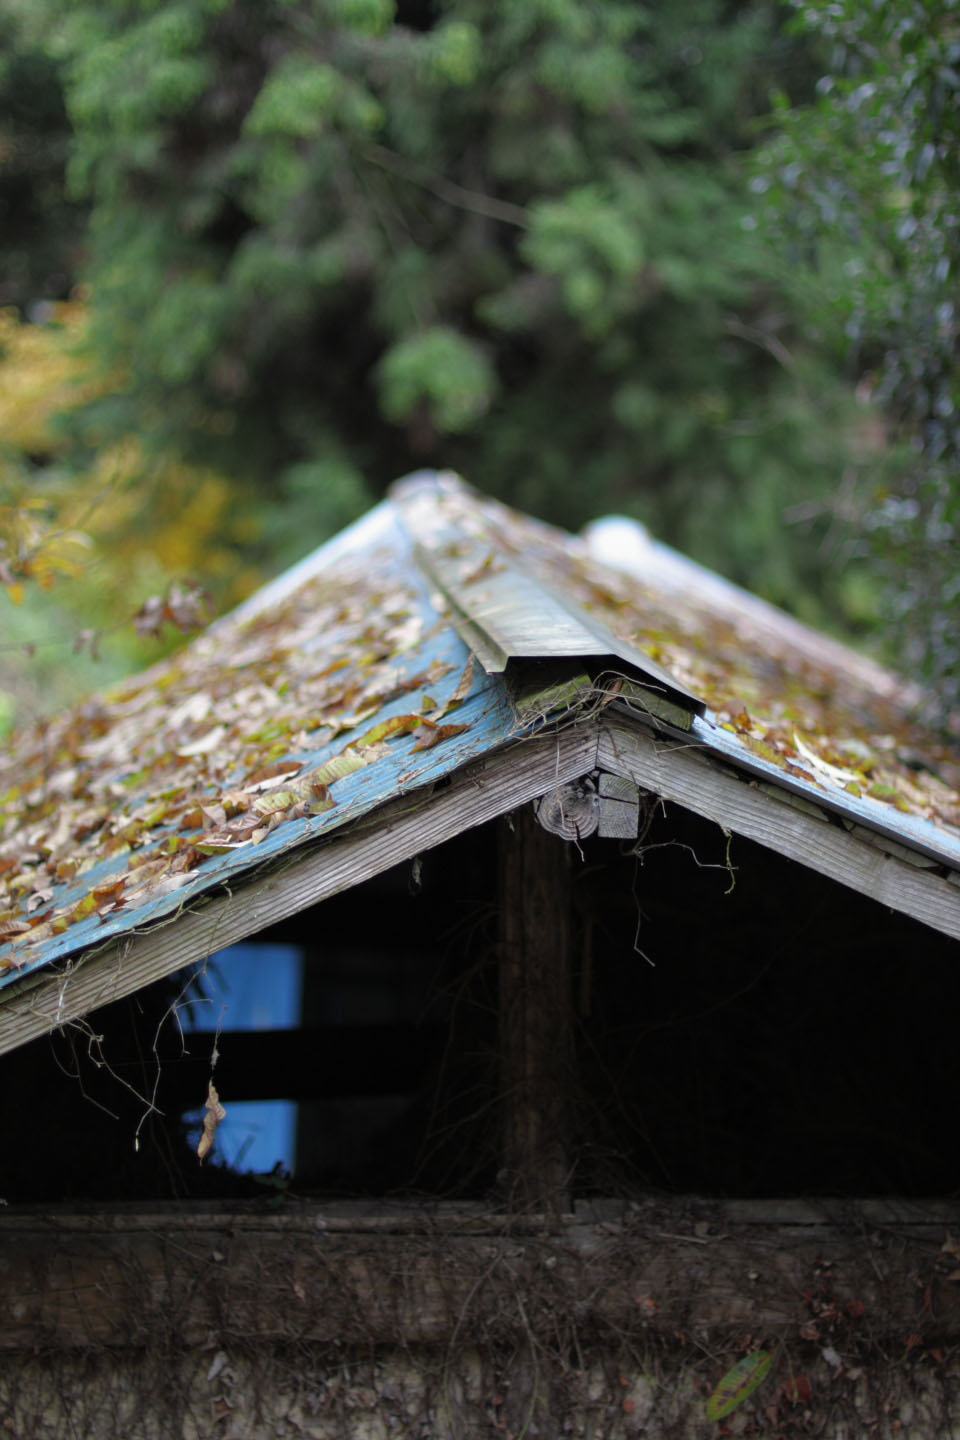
597, 715, 960, 940
0, 1196, 956, 1351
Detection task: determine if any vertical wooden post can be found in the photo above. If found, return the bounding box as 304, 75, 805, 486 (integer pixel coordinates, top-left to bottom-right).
498, 805, 573, 1215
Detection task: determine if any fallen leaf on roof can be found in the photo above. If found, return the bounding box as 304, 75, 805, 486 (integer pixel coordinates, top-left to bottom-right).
122, 871, 191, 905
410, 721, 470, 752
309, 750, 376, 786
251, 789, 300, 816
176, 725, 227, 758
244, 760, 303, 789
0, 919, 30, 941
432, 654, 475, 718
350, 714, 422, 748
793, 732, 864, 789
167, 693, 213, 730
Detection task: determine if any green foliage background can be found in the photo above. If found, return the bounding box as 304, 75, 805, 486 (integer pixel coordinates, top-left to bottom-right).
754, 0, 960, 710
1, 0, 955, 714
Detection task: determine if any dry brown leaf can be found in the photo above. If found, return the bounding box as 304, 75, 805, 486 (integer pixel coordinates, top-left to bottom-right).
410, 721, 470, 752
434, 653, 475, 718
243, 760, 303, 789
197, 1080, 226, 1163
0, 919, 31, 941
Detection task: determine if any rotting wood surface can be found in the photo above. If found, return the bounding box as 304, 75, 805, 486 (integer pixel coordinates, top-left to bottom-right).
0, 1197, 957, 1353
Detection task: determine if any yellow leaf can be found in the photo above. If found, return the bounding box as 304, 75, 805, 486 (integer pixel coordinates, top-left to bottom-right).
706, 1351, 772, 1422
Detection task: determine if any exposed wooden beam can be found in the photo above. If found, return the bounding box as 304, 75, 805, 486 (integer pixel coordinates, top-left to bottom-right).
498, 807, 573, 1213
597, 714, 960, 941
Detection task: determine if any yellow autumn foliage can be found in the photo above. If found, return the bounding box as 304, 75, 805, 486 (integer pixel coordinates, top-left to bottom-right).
0, 298, 259, 608
0, 300, 261, 727
0, 299, 103, 454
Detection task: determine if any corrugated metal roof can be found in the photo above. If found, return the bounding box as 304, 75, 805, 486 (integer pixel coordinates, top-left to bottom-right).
1, 470, 958, 1000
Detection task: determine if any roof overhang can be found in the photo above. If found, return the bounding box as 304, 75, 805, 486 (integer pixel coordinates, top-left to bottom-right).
0, 703, 956, 1059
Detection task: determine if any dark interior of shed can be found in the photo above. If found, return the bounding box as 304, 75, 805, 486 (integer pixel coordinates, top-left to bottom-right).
2, 798, 958, 1204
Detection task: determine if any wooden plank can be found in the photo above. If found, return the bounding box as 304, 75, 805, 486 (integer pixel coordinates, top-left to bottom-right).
597, 715, 960, 941
499, 807, 573, 1213
0, 726, 599, 1059
723, 1196, 960, 1228
597, 771, 640, 838
1, 1198, 958, 1351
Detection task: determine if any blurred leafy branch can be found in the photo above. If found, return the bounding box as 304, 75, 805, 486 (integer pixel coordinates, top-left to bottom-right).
753, 0, 960, 714
0, 300, 258, 729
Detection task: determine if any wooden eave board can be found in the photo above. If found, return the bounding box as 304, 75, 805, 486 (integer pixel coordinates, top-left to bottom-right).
0, 724, 601, 1057
597, 712, 960, 941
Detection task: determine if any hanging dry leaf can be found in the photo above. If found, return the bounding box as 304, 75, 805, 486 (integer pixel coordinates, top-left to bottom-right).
197, 1080, 226, 1163
705, 1350, 772, 1422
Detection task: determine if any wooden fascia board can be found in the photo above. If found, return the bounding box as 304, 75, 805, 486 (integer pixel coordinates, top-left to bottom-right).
0, 724, 600, 1059
598, 713, 960, 942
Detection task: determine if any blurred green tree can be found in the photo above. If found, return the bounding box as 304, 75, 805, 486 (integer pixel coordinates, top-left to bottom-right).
754, 0, 960, 710
0, 3, 81, 310
7, 0, 874, 623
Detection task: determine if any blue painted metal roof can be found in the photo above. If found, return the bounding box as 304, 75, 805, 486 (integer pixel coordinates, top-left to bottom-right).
0, 499, 524, 986
1, 470, 958, 996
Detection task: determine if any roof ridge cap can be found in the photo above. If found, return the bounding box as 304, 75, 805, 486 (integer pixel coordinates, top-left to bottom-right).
390, 470, 704, 722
